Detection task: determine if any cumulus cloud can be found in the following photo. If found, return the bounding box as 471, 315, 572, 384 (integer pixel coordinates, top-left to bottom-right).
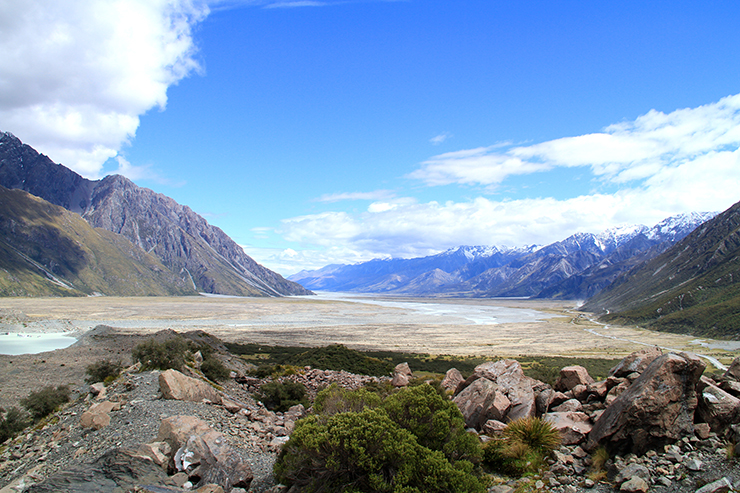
411, 94, 740, 188
0, 0, 208, 178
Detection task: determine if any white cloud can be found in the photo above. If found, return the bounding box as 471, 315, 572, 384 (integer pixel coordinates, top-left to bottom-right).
430, 132, 451, 145
0, 0, 208, 178
315, 190, 396, 203
410, 94, 740, 188
276, 94, 740, 270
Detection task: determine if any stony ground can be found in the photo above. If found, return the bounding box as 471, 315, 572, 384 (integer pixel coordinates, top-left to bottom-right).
0, 368, 281, 492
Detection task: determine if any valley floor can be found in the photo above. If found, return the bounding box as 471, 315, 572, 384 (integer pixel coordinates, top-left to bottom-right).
1, 294, 736, 362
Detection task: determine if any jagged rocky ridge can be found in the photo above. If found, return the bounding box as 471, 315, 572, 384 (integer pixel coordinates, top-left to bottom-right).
290, 214, 716, 299
0, 131, 311, 297
1, 330, 739, 493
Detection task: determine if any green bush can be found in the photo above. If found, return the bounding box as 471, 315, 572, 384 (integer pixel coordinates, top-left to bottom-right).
381, 384, 481, 465
313, 383, 382, 416
0, 407, 31, 444
132, 337, 189, 371
20, 385, 70, 422
482, 416, 560, 476
257, 381, 309, 412
85, 359, 123, 384
274, 408, 485, 493
201, 355, 230, 382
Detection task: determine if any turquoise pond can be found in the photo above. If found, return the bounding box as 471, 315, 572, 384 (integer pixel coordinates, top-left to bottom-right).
0, 333, 77, 355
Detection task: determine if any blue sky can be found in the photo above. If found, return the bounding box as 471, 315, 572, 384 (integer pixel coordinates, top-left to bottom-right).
3, 0, 740, 275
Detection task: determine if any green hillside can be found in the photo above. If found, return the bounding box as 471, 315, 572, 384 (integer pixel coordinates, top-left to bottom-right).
0, 186, 198, 297
584, 200, 740, 339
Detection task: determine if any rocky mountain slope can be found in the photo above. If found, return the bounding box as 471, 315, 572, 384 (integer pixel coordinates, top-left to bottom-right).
582, 199, 740, 339
290, 214, 715, 299
0, 131, 311, 297
0, 185, 196, 297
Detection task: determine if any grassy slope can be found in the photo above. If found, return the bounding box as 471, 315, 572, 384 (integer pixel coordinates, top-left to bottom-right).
0, 186, 198, 296
586, 201, 740, 339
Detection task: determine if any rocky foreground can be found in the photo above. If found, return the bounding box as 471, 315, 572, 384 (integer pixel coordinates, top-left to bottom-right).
0, 332, 739, 492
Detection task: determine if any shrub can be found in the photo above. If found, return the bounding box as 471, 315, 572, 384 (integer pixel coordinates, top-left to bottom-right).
0, 407, 31, 444
313, 383, 382, 416
381, 384, 481, 465
274, 408, 485, 493
85, 359, 123, 384
201, 355, 230, 382
482, 417, 560, 477
503, 416, 561, 454
132, 337, 189, 371
257, 381, 309, 412
20, 385, 70, 422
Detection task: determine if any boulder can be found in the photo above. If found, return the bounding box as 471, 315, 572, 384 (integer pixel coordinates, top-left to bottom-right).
453, 377, 499, 429
440, 368, 464, 394
551, 398, 583, 413
134, 441, 172, 467
554, 366, 594, 392
724, 356, 740, 381
22, 448, 172, 492
159, 369, 222, 404
696, 376, 740, 433
544, 411, 592, 445
585, 352, 705, 455
696, 477, 733, 493
157, 415, 253, 491
482, 419, 507, 435
391, 362, 413, 387
718, 379, 740, 398
79, 400, 122, 430
462, 359, 540, 421
157, 415, 214, 452
176, 431, 253, 491
609, 347, 663, 378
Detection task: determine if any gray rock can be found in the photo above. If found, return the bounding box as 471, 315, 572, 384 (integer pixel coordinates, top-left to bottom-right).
695, 477, 733, 493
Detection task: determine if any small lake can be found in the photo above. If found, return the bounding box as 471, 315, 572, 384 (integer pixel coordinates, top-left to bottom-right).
0, 333, 77, 355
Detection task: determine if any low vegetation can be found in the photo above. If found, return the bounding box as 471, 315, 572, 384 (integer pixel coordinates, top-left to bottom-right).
85, 359, 123, 384
0, 407, 31, 444
482, 417, 561, 476
20, 385, 70, 423
132, 337, 190, 371
226, 341, 621, 385
257, 381, 309, 412
275, 384, 486, 493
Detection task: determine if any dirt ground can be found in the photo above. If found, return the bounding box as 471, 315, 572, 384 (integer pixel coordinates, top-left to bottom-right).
1, 294, 737, 410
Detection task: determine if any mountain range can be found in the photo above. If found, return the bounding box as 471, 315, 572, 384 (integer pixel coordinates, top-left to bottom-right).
289, 212, 716, 299
582, 199, 740, 338
0, 132, 311, 297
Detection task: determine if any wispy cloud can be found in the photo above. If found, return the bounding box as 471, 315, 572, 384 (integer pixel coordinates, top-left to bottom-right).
0, 0, 209, 179
315, 190, 396, 203
410, 94, 740, 189
430, 132, 452, 145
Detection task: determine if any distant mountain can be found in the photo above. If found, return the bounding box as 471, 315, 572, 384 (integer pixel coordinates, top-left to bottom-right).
289, 214, 715, 299
289, 245, 536, 294
582, 200, 740, 339
0, 185, 197, 297
0, 131, 311, 297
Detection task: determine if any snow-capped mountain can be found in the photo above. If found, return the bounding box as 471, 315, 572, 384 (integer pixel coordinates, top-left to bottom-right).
288, 213, 717, 299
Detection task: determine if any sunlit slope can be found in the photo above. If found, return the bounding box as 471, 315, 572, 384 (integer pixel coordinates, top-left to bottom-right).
583, 200, 740, 338
0, 186, 198, 297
